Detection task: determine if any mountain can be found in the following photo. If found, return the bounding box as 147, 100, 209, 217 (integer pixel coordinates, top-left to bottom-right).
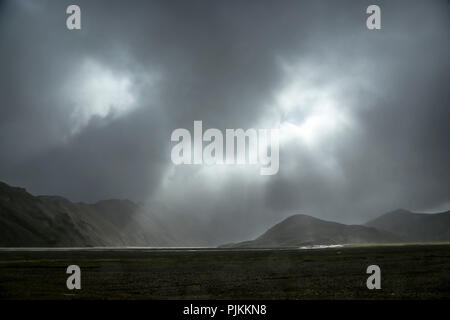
2, 180, 449, 248
224, 214, 400, 248
0, 181, 211, 247
365, 209, 450, 242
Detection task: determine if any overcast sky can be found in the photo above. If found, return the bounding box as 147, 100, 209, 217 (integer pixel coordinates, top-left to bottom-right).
0, 0, 449, 243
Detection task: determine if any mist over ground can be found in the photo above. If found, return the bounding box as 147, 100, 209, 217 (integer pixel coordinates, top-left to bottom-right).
0, 0, 449, 244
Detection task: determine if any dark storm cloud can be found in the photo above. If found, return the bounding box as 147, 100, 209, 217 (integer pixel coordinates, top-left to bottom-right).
0, 0, 448, 243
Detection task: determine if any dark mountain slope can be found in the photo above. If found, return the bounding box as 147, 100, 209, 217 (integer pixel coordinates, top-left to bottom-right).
365, 209, 450, 242
0, 181, 206, 246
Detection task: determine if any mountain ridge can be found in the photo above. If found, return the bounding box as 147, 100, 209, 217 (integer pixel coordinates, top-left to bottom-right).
223, 213, 401, 248
0, 180, 211, 247
365, 208, 450, 242
1, 180, 449, 247
225, 209, 450, 248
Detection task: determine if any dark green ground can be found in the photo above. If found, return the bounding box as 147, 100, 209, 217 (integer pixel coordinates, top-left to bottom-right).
0, 244, 449, 299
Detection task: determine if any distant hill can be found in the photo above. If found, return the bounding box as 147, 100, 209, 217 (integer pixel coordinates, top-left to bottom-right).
0, 181, 211, 247
224, 214, 400, 248
365, 209, 450, 242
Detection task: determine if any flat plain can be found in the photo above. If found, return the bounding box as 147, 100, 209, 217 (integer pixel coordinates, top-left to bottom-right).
0, 244, 449, 299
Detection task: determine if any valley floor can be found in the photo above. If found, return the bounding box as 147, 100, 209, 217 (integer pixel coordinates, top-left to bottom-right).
0, 244, 449, 299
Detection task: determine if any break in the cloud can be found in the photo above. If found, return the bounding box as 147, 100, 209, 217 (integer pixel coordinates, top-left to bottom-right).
0, 0, 449, 244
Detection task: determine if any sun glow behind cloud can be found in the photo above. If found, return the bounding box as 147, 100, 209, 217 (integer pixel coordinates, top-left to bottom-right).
276, 62, 354, 149
66, 58, 137, 134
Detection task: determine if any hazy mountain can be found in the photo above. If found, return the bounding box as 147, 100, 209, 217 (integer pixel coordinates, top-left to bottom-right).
0, 181, 211, 247
224, 214, 400, 248
2, 180, 449, 248
366, 209, 450, 242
